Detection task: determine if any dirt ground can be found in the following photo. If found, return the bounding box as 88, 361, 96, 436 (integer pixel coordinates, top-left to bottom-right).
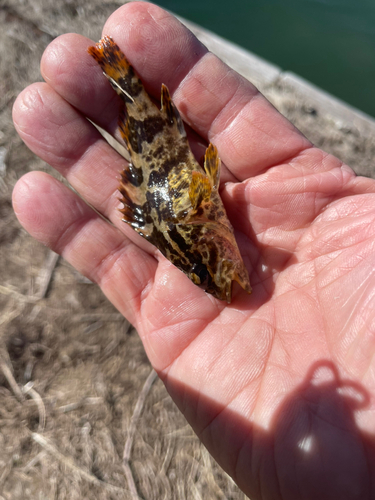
1, 1, 375, 499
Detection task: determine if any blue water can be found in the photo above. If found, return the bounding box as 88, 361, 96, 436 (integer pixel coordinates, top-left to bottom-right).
157, 0, 375, 118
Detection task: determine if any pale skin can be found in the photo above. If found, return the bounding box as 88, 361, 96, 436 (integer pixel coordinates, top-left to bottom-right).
12, 2, 375, 499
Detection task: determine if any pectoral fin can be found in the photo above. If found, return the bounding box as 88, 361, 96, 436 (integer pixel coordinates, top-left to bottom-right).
204, 143, 221, 190
189, 171, 212, 210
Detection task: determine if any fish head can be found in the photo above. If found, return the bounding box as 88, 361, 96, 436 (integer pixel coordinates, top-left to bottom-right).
187, 229, 251, 303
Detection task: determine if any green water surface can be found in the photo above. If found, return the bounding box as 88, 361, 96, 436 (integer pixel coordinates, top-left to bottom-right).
158, 0, 375, 118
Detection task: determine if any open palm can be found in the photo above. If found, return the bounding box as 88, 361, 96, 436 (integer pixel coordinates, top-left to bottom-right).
12, 3, 375, 499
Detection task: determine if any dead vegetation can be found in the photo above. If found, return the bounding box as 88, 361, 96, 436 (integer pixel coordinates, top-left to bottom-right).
0, 1, 248, 498
0, 253, 246, 499
1, 1, 374, 499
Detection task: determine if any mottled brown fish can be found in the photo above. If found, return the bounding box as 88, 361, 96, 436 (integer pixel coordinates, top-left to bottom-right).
88, 36, 251, 302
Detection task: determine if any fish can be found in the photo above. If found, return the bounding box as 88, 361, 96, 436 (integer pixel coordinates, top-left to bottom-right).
88, 36, 251, 302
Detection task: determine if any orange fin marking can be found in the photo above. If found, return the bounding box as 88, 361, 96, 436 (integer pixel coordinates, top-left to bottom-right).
203, 143, 221, 190
189, 171, 212, 210
88, 36, 143, 105
88, 36, 130, 84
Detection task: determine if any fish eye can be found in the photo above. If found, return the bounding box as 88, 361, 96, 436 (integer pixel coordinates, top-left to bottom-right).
190, 264, 209, 286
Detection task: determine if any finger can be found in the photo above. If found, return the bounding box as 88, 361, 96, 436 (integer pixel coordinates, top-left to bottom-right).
40, 32, 123, 139
13, 82, 123, 218
12, 171, 228, 369
103, 2, 310, 179
13, 82, 156, 252
12, 171, 157, 326
40, 2, 311, 181
38, 31, 237, 184
39, 28, 205, 144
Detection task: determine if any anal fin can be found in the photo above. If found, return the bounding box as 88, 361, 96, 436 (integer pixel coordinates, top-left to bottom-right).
120, 162, 143, 187
118, 169, 145, 229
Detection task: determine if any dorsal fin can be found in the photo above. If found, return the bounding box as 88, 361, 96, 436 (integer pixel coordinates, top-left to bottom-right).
189, 171, 212, 210
161, 84, 186, 137
203, 143, 221, 190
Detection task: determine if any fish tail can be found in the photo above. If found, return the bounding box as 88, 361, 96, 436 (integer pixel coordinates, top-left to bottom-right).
88, 36, 148, 106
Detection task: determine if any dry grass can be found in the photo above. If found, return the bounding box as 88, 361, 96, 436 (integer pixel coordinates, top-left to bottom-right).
0, 2, 248, 497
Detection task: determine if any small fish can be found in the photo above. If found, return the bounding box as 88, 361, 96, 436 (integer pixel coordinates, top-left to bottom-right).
88, 36, 251, 302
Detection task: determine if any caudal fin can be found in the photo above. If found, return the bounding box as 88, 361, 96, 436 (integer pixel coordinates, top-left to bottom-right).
88, 36, 145, 105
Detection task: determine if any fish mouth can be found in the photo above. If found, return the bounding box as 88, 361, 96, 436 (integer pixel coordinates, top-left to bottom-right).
207, 265, 252, 303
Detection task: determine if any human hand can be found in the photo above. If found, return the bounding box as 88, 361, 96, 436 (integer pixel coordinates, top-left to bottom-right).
12, 3, 375, 499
